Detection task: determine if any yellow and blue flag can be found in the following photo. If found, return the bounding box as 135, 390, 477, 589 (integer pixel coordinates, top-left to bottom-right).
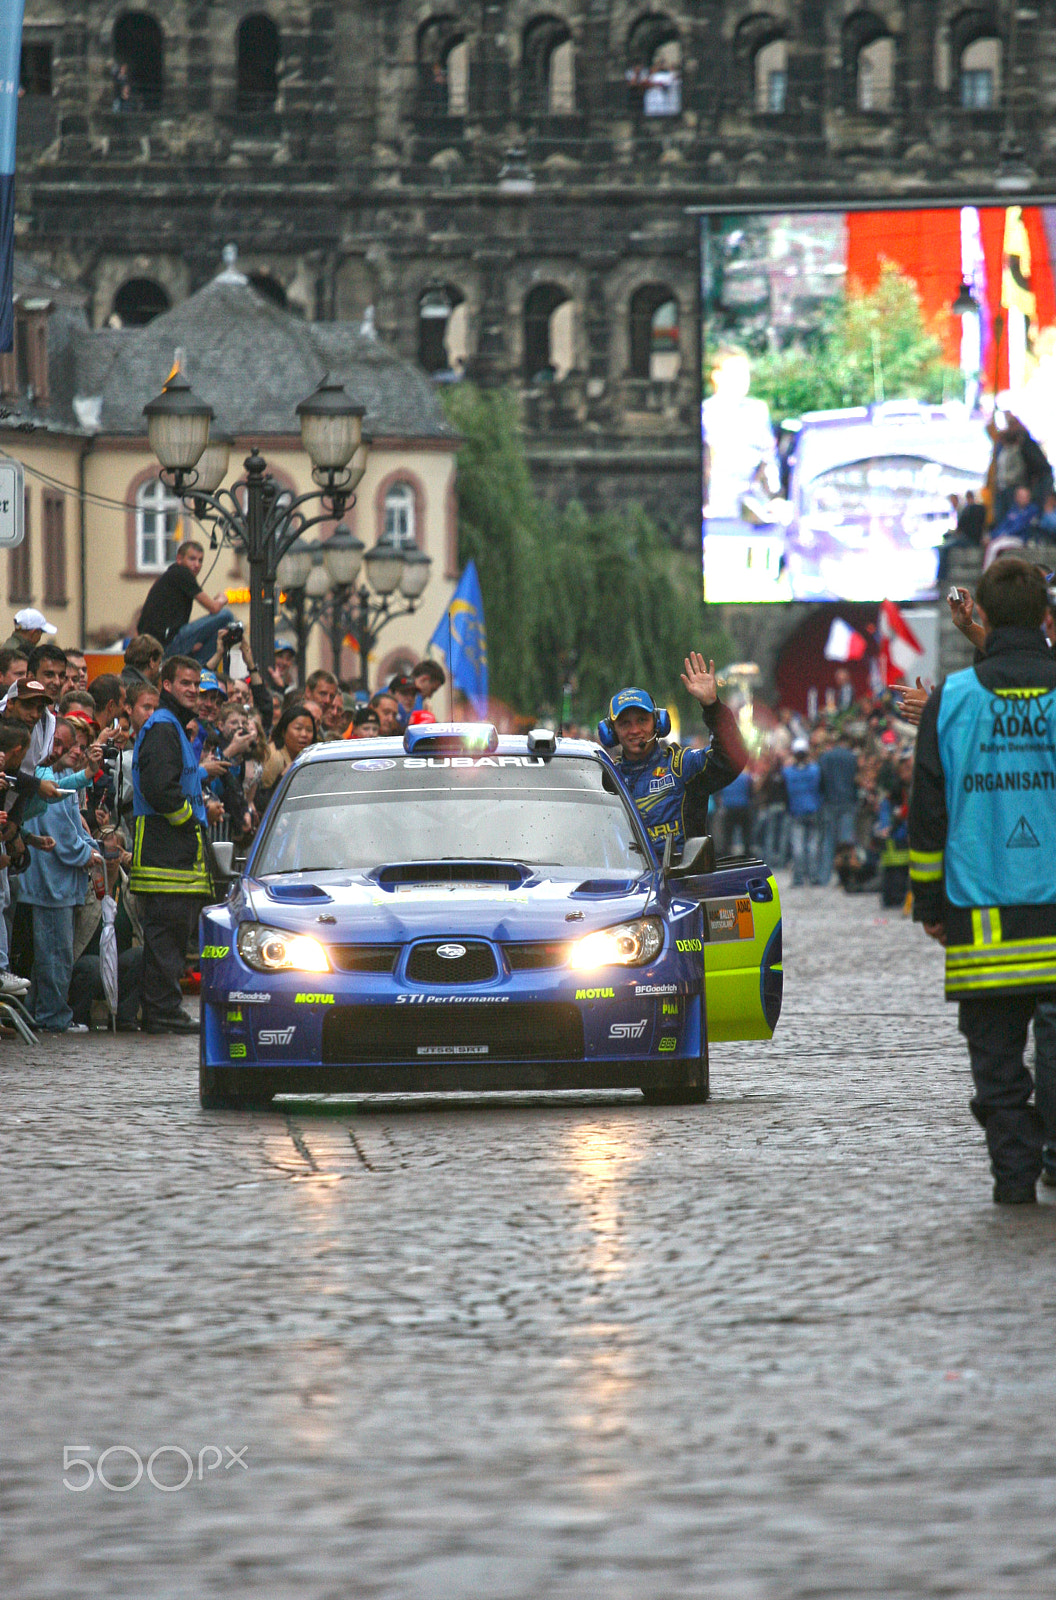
0, 2, 24, 353
0, 3, 25, 353
430, 560, 488, 718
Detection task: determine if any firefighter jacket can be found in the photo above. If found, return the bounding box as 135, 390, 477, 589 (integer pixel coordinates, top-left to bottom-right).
130, 695, 211, 896
614, 699, 748, 860
909, 625, 1056, 999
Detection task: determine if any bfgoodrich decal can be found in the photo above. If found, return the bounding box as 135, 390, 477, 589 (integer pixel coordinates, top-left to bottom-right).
635, 984, 677, 996
227, 990, 271, 1004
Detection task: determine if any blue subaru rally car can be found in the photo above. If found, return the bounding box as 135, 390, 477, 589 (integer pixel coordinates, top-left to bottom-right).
198, 723, 782, 1109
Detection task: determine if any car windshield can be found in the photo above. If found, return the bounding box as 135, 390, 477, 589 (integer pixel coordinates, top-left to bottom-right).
253, 752, 645, 874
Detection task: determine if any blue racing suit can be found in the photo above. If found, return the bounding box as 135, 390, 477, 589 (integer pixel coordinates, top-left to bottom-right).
614, 699, 748, 861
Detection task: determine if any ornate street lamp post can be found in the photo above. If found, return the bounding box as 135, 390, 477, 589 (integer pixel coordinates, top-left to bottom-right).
276, 523, 432, 691
143, 371, 367, 670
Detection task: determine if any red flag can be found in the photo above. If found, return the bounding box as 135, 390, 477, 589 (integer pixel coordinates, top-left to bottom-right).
878, 599, 923, 686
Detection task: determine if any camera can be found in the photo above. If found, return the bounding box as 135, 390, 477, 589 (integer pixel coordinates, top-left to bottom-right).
224, 621, 244, 645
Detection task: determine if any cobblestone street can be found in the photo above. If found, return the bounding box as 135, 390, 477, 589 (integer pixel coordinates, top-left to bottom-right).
2, 879, 1055, 1599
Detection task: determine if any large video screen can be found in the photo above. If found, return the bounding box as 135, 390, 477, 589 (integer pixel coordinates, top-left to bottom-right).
700, 206, 1056, 602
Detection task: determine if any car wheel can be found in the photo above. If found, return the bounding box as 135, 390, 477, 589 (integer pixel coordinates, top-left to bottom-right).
199, 1062, 275, 1112
640, 1085, 709, 1105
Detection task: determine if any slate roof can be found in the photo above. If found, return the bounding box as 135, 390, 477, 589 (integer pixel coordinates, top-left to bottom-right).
6, 267, 456, 445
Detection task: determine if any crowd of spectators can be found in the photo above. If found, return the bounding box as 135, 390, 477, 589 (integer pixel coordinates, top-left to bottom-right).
939, 412, 1056, 576
0, 572, 448, 1034
710, 674, 920, 907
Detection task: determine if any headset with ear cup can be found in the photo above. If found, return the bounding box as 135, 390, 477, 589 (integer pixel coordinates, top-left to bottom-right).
597, 702, 671, 747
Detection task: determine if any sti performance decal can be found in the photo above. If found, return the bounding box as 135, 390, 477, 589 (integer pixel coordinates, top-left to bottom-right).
609, 1020, 647, 1039
396, 994, 510, 1004
258, 1027, 296, 1046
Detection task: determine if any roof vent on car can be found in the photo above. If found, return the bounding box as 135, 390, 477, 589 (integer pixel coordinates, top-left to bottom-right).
526, 727, 556, 756
264, 881, 333, 902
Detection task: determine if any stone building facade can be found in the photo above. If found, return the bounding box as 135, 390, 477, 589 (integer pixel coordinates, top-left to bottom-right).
12, 1, 1056, 552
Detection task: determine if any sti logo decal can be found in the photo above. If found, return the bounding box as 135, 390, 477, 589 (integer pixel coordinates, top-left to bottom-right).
609, 1020, 647, 1040
658, 1036, 677, 1052
576, 987, 615, 1000
200, 946, 230, 960
675, 938, 703, 953
294, 993, 335, 1004
258, 1027, 296, 1046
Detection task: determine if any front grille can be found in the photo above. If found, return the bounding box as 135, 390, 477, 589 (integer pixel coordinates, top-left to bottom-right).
329, 944, 400, 974
406, 940, 497, 984
322, 1002, 584, 1063
504, 941, 570, 971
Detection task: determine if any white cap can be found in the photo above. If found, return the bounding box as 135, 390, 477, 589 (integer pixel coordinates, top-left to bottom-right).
791, 736, 810, 755
13, 608, 57, 635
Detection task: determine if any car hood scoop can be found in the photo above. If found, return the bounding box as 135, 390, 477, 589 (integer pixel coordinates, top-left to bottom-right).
572, 877, 641, 897
264, 881, 334, 903
373, 860, 529, 889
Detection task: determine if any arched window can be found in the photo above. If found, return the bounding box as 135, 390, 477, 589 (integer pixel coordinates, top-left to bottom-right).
524, 284, 573, 383
842, 11, 894, 110
627, 15, 681, 118
135, 478, 182, 572
236, 14, 280, 113
629, 287, 679, 380
112, 278, 170, 327
418, 17, 469, 117
857, 35, 895, 109
960, 34, 1000, 108
522, 18, 575, 114
754, 37, 787, 113
383, 483, 417, 548
112, 13, 164, 111
417, 283, 467, 376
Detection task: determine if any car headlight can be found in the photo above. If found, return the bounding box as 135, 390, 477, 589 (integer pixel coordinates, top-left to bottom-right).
570, 917, 664, 970
237, 923, 331, 973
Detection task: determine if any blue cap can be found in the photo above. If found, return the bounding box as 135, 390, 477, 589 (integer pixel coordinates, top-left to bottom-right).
274, 635, 297, 656
198, 669, 222, 694
609, 687, 657, 720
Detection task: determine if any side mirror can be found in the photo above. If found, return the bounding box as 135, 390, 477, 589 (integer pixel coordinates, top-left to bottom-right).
667, 834, 716, 879
211, 840, 236, 877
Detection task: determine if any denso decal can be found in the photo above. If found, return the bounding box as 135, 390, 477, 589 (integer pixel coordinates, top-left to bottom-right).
227, 990, 271, 1004
200, 946, 230, 959
294, 993, 335, 1004
609, 1020, 647, 1039
675, 938, 703, 953
258, 1027, 296, 1046
576, 987, 615, 1000
635, 983, 677, 996
396, 994, 510, 1004
658, 1036, 677, 1052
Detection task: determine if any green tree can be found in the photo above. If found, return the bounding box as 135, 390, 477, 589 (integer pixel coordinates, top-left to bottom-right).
747, 263, 959, 421
442, 384, 732, 725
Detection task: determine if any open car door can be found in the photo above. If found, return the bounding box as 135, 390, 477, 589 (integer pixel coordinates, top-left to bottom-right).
675, 854, 782, 1042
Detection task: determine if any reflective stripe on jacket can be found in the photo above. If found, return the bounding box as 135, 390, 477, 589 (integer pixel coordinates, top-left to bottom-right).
130, 704, 211, 896
909, 625, 1056, 999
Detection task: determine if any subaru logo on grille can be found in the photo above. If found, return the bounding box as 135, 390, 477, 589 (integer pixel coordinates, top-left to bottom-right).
436, 943, 467, 960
